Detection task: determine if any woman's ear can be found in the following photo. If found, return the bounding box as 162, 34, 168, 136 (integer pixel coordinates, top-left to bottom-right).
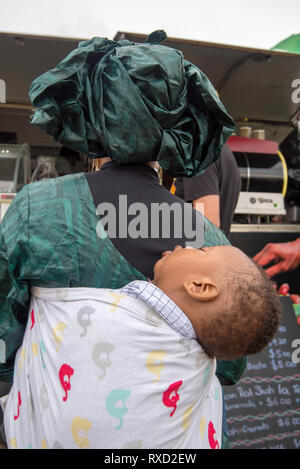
183, 278, 220, 302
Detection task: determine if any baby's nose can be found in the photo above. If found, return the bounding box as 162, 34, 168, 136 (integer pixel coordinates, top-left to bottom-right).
162, 245, 183, 258
162, 250, 172, 258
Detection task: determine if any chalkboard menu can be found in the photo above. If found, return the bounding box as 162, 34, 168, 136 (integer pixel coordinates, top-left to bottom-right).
224, 297, 300, 449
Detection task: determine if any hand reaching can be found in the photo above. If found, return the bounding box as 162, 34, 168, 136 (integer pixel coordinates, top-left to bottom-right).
253, 238, 300, 277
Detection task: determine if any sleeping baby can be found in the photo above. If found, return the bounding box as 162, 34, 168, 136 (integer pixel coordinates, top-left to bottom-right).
0, 245, 281, 449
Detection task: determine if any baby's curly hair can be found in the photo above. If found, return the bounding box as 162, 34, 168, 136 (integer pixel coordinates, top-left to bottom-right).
199, 263, 282, 360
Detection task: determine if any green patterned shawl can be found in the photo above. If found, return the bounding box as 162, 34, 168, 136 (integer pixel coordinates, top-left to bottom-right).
0, 173, 245, 384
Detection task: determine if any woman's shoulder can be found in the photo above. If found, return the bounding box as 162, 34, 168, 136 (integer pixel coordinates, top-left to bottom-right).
26, 172, 88, 201
21, 173, 92, 229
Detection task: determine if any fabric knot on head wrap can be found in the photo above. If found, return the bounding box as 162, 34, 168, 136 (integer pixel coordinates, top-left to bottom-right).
29, 31, 235, 177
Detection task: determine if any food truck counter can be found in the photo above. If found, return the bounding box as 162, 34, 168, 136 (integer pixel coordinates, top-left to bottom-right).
0, 143, 31, 222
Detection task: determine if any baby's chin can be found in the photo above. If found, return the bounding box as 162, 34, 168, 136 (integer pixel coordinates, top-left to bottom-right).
152, 260, 161, 282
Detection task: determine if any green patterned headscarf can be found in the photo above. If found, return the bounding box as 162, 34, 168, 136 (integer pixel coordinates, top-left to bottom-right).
29, 31, 235, 177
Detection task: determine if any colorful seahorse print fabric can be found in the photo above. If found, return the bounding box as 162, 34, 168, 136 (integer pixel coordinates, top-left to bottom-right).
0, 281, 222, 449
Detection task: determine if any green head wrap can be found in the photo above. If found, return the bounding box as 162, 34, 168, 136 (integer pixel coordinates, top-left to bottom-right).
29, 32, 235, 177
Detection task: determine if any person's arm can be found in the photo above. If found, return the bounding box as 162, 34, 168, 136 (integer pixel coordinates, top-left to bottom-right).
0, 187, 30, 382
193, 195, 220, 228
253, 238, 300, 277
182, 161, 220, 229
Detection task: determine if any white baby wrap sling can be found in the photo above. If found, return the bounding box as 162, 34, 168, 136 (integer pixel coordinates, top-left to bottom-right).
1, 281, 222, 449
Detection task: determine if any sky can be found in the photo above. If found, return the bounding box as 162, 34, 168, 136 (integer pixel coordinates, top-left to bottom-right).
0, 0, 300, 50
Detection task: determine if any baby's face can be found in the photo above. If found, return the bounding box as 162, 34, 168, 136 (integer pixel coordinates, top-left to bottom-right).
153, 245, 252, 286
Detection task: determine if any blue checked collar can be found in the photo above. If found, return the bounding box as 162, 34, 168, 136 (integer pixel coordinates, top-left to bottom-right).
120, 280, 197, 340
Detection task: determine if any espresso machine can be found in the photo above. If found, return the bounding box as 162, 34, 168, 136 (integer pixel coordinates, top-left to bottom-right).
228, 128, 300, 292
227, 131, 287, 221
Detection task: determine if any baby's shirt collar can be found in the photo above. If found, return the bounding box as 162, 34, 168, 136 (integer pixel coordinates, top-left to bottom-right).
120, 280, 197, 340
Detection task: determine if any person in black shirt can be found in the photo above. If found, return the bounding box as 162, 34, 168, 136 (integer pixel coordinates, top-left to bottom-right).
175, 144, 241, 238
86, 159, 206, 280
0, 33, 240, 449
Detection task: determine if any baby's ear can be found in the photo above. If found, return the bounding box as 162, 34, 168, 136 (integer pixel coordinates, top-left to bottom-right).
183, 278, 220, 302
